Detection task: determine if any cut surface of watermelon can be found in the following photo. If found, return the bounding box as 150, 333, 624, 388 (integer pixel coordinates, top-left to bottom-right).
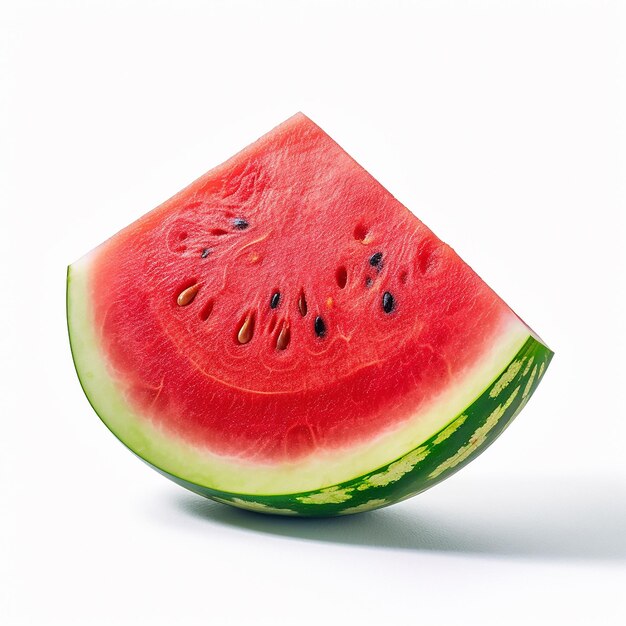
67, 113, 552, 515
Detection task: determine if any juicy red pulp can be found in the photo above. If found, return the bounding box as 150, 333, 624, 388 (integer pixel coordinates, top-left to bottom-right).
90, 114, 513, 461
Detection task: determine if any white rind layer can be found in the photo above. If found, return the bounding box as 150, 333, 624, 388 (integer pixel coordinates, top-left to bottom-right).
68, 252, 531, 495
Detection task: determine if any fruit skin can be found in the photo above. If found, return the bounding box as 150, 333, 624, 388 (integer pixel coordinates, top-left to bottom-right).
155, 337, 551, 516
68, 265, 551, 517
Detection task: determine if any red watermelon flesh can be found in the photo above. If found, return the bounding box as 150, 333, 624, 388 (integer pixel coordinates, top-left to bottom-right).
86, 113, 522, 463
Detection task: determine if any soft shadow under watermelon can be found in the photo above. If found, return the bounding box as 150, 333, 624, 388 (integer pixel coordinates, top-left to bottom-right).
168, 473, 626, 563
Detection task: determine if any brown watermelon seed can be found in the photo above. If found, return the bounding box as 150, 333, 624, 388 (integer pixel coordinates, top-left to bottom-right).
382, 292, 395, 313
201, 248, 212, 258
276, 322, 291, 350
298, 291, 308, 316
270, 292, 281, 309
336, 266, 347, 289
199, 299, 214, 321
177, 284, 200, 306
369, 252, 383, 269
314, 316, 326, 338
233, 218, 249, 230
237, 314, 255, 344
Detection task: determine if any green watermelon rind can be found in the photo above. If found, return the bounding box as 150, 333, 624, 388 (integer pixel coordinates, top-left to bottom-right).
67, 261, 552, 516
153, 336, 552, 516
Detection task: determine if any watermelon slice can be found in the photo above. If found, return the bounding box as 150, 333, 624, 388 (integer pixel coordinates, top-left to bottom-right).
67, 113, 552, 516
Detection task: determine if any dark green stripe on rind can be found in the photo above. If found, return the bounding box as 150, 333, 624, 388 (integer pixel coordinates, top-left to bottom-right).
151, 336, 553, 516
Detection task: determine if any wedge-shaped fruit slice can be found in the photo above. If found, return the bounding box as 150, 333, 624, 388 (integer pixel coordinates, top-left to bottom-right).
68, 113, 552, 516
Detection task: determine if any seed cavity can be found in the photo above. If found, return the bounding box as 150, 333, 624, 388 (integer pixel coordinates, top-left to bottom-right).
177, 283, 200, 307
233, 218, 249, 230
276, 322, 291, 351
199, 299, 214, 321
298, 291, 308, 317
201, 248, 212, 258
270, 292, 281, 309
382, 291, 395, 314
336, 266, 348, 289
353, 222, 369, 242
210, 228, 228, 236
399, 270, 408, 284
417, 241, 442, 274
314, 316, 326, 338
237, 314, 255, 344
268, 316, 278, 334
365, 277, 373, 289
369, 252, 383, 269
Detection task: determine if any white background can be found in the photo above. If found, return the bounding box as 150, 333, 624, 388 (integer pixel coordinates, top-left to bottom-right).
1, 1, 625, 624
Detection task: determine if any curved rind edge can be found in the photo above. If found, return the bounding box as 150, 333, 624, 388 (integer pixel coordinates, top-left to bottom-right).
68, 259, 552, 515
153, 336, 553, 516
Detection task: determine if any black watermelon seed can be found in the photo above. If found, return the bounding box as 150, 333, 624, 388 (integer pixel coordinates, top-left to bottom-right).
369, 252, 383, 268
233, 218, 249, 230
314, 316, 326, 338
201, 248, 212, 258
270, 292, 281, 309
382, 291, 395, 313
